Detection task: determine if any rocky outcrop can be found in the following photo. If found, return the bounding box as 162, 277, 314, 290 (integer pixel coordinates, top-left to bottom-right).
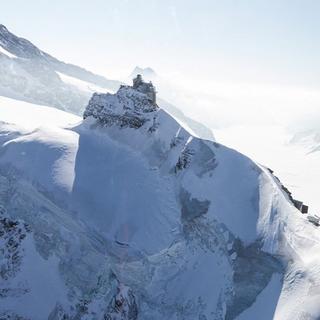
105, 283, 138, 320
267, 168, 309, 214
0, 206, 30, 282
84, 85, 159, 129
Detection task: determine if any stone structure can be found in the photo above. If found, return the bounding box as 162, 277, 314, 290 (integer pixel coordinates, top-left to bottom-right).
132, 74, 156, 104
293, 199, 309, 214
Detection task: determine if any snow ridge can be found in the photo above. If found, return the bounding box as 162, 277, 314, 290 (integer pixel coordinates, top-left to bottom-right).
2, 75, 320, 319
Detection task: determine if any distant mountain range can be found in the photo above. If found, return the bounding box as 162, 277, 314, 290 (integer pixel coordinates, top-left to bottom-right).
130, 66, 157, 79
0, 24, 214, 140
0, 24, 120, 114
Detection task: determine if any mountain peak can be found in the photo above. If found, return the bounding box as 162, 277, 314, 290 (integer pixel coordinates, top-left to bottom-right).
0, 24, 122, 112
0, 24, 43, 59
130, 66, 157, 80
84, 76, 159, 129
0, 24, 8, 32
132, 74, 157, 103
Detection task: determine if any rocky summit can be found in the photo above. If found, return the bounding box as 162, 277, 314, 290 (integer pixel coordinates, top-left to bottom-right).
1, 74, 319, 319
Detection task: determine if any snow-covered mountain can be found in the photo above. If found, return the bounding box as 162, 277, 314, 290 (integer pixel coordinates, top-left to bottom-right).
0, 25, 214, 141
128, 66, 215, 141
127, 65, 320, 217
0, 24, 121, 115
1, 78, 320, 319
130, 66, 157, 80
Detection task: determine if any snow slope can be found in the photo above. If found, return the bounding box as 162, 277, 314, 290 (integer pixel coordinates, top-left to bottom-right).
0, 95, 80, 129
215, 125, 320, 215
1, 83, 320, 319
0, 23, 120, 115
127, 68, 320, 217
57, 72, 111, 95
129, 66, 215, 141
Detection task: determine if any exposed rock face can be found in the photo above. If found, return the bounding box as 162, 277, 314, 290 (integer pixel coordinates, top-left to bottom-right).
84, 85, 158, 129
0, 206, 32, 319
132, 74, 156, 104
0, 24, 43, 59
105, 283, 138, 320
180, 188, 210, 221
0, 24, 121, 114
128, 66, 215, 141
0, 206, 30, 283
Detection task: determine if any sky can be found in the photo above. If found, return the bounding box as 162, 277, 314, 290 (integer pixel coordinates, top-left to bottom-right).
1, 0, 320, 88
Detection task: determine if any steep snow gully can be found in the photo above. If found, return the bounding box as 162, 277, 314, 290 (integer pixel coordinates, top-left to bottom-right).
1, 78, 320, 319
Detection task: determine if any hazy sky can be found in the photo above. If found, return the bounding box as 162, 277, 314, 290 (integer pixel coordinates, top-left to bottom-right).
1, 0, 320, 88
